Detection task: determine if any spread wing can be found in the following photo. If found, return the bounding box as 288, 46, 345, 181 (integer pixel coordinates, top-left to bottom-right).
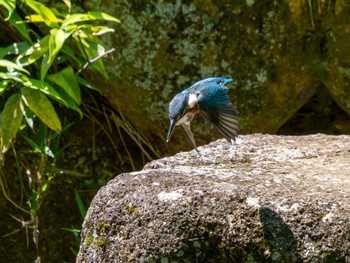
196, 81, 239, 142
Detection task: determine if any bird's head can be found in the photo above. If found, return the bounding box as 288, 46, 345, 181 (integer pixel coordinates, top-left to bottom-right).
166, 91, 189, 142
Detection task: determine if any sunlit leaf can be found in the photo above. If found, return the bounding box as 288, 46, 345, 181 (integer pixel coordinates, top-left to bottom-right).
1, 93, 23, 148
24, 78, 68, 106
0, 72, 25, 84
0, 59, 30, 75
24, 0, 60, 27
21, 86, 62, 132
47, 66, 81, 104
0, 0, 16, 20
23, 78, 82, 117
16, 35, 49, 66
24, 14, 45, 23
62, 11, 120, 27
80, 25, 115, 36
48, 28, 65, 64
62, 0, 71, 13
22, 107, 35, 129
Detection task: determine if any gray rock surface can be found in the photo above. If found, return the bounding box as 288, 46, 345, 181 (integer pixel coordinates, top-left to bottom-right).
76, 134, 350, 262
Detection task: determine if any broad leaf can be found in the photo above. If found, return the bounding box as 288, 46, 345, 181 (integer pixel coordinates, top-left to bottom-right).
24, 78, 82, 117
24, 0, 60, 27
47, 66, 81, 104
21, 86, 62, 132
0, 42, 30, 59
1, 93, 23, 148
16, 35, 49, 66
62, 11, 120, 27
55, 88, 83, 118
0, 59, 30, 75
24, 78, 67, 106
48, 28, 65, 64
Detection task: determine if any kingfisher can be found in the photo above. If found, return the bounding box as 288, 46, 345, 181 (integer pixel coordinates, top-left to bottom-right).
166, 77, 239, 155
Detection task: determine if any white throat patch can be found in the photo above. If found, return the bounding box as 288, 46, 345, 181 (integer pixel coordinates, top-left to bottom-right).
187, 93, 198, 108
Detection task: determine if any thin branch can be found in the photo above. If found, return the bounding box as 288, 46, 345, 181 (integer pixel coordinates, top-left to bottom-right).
75, 34, 116, 76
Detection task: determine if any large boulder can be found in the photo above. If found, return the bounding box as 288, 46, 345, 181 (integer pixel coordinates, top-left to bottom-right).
76, 134, 350, 262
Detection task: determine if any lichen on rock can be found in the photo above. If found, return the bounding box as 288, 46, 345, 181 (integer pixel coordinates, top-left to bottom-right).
76, 134, 350, 262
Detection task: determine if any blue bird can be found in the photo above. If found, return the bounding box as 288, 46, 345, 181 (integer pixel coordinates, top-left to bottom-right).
166, 77, 239, 154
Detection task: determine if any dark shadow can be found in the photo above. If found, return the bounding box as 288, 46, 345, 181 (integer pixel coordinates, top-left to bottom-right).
259, 207, 302, 262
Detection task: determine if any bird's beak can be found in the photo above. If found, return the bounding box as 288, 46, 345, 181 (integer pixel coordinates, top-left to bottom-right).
166, 119, 176, 142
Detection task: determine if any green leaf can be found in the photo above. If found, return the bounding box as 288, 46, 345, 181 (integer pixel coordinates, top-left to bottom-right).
0, 72, 28, 84
55, 88, 83, 118
23, 78, 83, 118
74, 190, 87, 218
77, 76, 101, 94
62, 11, 120, 27
24, 0, 60, 27
48, 28, 65, 64
10, 11, 32, 42
47, 66, 81, 104
16, 35, 49, 66
0, 59, 30, 75
0, 80, 9, 96
81, 42, 108, 78
62, 0, 71, 13
21, 134, 42, 153
40, 53, 52, 80
24, 78, 67, 106
21, 86, 62, 132
61, 45, 83, 66
25, 14, 45, 23
0, 0, 16, 20
80, 25, 115, 36
1, 93, 23, 149
0, 42, 30, 59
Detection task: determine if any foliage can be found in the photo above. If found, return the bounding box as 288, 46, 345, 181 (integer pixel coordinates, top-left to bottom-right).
0, 0, 120, 152
0, 0, 119, 261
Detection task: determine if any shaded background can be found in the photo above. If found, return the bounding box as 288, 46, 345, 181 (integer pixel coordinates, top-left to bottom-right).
1, 0, 350, 262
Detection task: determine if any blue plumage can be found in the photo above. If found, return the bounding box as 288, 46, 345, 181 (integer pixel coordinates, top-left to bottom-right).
166, 77, 239, 155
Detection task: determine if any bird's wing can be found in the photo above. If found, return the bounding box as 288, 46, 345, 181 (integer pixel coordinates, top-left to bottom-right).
196, 82, 240, 142
200, 104, 239, 142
